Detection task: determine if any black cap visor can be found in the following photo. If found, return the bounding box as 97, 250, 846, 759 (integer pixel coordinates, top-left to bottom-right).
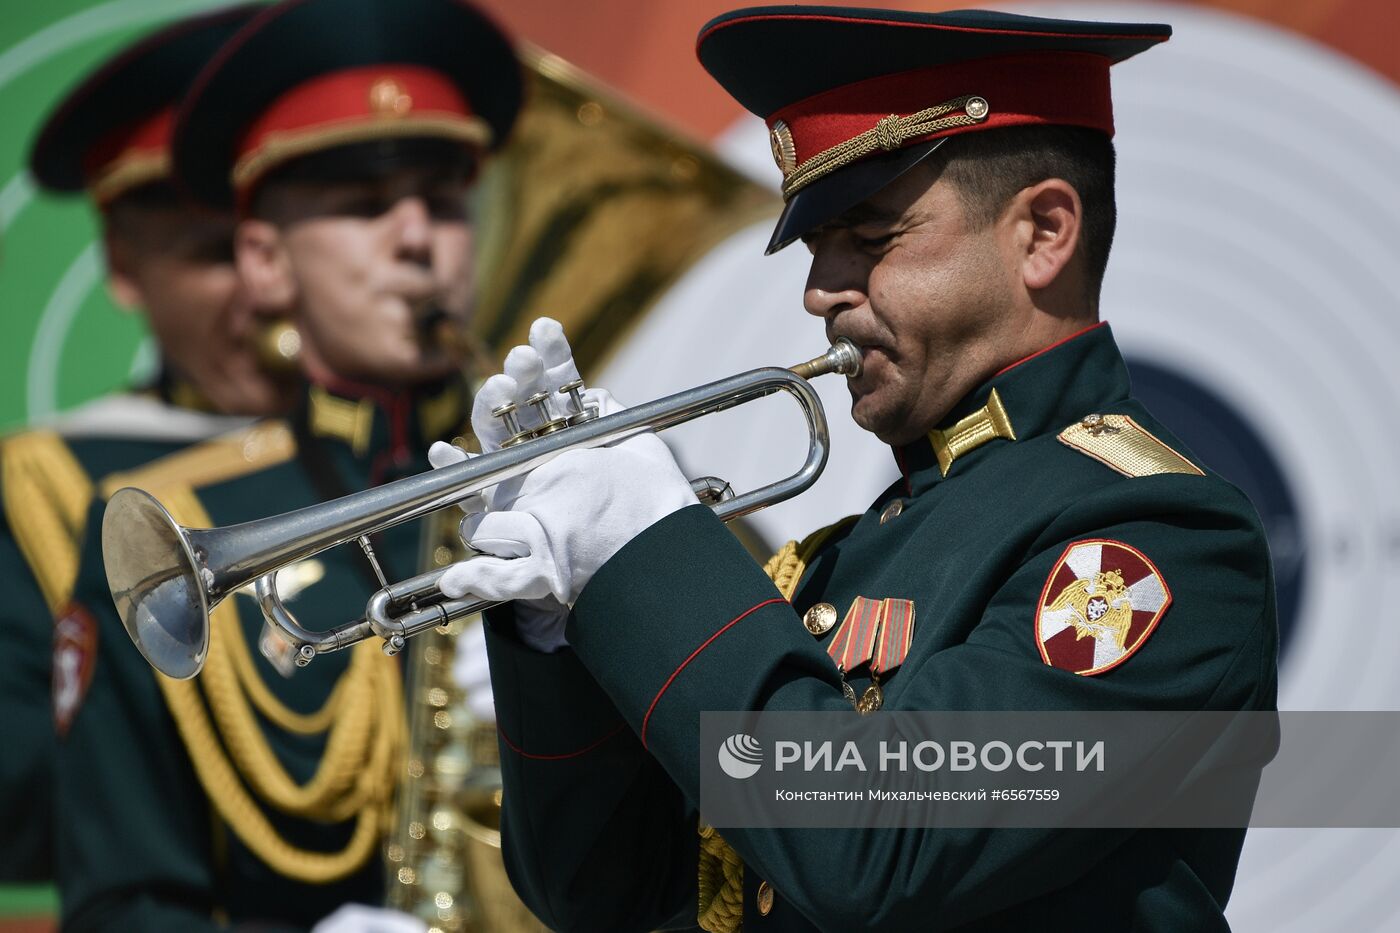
767, 136, 947, 254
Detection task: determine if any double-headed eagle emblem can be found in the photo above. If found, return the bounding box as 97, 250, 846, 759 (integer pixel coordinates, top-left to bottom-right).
1046, 568, 1134, 651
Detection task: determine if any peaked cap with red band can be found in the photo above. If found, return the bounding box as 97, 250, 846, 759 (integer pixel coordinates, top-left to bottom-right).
173, 0, 522, 209
28, 4, 262, 206
696, 6, 1171, 253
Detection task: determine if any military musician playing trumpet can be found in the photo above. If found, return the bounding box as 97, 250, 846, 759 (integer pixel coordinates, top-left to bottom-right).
433, 7, 1279, 932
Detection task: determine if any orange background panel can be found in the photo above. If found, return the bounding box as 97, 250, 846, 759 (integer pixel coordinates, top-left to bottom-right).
472, 0, 1400, 138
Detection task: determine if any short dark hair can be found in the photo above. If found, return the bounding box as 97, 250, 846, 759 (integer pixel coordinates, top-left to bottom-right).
102, 180, 236, 263
101, 179, 181, 236
939, 125, 1116, 303
247, 138, 478, 224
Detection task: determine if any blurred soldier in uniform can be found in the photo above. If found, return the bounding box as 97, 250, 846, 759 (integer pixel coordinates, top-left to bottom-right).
0, 4, 292, 883
53, 0, 520, 929
434, 7, 1279, 933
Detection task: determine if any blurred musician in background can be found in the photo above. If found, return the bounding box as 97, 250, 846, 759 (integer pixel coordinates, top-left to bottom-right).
0, 4, 291, 885
51, 0, 520, 929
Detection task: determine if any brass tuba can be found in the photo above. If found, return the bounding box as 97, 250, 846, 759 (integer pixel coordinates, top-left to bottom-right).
384, 44, 779, 932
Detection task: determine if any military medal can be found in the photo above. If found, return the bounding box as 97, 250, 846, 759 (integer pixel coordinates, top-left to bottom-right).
827, 597, 882, 673
827, 597, 881, 711
856, 599, 916, 714
871, 598, 915, 677
838, 669, 858, 706
826, 597, 915, 713
856, 679, 883, 714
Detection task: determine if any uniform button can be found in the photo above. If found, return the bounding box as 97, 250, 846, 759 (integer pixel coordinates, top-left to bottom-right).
757, 880, 775, 916
880, 499, 903, 524
802, 603, 837, 635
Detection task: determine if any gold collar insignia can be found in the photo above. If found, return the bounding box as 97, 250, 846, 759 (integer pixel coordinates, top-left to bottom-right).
926, 387, 1016, 477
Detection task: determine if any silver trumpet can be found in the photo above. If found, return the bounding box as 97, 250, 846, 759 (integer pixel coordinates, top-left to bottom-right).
103, 339, 862, 680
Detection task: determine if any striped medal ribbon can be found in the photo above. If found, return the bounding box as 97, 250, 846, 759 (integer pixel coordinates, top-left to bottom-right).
827, 597, 884, 713
862, 598, 916, 712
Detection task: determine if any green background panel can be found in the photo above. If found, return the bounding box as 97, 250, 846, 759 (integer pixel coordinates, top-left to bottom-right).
0, 0, 242, 432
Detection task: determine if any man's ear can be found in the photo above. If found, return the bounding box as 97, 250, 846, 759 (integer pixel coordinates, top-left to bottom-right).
1013, 178, 1083, 293
236, 218, 297, 308
102, 232, 144, 311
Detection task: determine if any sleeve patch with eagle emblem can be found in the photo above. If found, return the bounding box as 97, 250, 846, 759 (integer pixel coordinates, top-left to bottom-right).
53, 601, 98, 735
1036, 539, 1171, 675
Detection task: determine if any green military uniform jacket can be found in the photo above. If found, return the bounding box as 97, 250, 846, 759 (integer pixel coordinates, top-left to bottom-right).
481, 324, 1279, 931
0, 385, 256, 882
55, 379, 466, 932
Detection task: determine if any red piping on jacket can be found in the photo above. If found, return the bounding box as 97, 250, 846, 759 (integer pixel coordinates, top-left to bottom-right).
640, 597, 787, 748
992, 320, 1106, 378
497, 721, 629, 761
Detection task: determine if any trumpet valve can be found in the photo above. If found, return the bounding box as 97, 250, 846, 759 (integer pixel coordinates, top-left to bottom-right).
557, 380, 599, 425
523, 392, 569, 436
492, 402, 528, 448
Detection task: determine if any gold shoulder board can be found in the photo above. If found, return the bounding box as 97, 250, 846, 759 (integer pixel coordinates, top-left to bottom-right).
99, 420, 296, 501
1058, 414, 1204, 479
1, 430, 93, 610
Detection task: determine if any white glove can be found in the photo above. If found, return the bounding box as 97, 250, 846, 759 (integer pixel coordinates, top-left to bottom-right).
436, 319, 696, 635
451, 619, 495, 723
430, 317, 593, 511
311, 904, 426, 933
473, 318, 583, 450
428, 318, 611, 652
438, 398, 698, 610
428, 440, 574, 654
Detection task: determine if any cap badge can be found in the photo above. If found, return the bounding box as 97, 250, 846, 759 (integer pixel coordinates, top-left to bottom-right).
369, 77, 413, 116
769, 119, 796, 176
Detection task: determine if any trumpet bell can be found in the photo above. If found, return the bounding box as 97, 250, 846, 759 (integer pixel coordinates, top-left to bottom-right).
102, 487, 210, 680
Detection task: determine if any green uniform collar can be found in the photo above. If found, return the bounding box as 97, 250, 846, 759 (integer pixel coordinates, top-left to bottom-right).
893, 321, 1128, 494
298, 374, 468, 486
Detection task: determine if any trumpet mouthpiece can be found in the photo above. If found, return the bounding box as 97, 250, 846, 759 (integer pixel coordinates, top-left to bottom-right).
790, 338, 862, 380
